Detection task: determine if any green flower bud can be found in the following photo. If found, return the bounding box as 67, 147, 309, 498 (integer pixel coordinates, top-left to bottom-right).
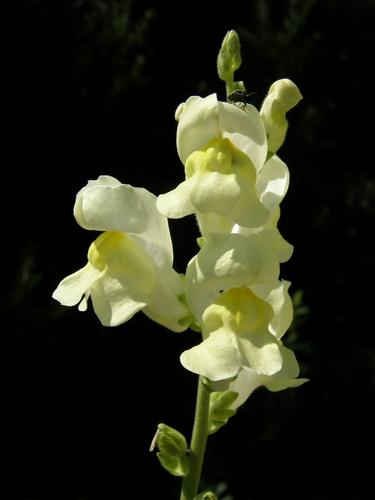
154, 423, 189, 477
208, 391, 238, 435
217, 30, 242, 83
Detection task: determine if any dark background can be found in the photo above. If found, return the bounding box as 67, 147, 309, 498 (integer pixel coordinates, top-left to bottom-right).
2, 1, 375, 499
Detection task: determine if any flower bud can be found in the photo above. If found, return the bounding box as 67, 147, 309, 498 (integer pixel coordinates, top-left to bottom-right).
217, 30, 242, 82
260, 79, 303, 153
155, 423, 189, 477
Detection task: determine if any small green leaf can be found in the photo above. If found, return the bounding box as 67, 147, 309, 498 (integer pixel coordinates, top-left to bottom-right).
208, 391, 238, 435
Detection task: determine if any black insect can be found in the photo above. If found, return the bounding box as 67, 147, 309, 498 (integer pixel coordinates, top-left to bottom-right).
227, 90, 255, 109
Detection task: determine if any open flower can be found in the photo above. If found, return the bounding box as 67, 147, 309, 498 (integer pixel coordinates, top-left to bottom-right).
180, 287, 302, 386
157, 93, 271, 228
53, 176, 190, 331
198, 282, 306, 408
157, 137, 269, 228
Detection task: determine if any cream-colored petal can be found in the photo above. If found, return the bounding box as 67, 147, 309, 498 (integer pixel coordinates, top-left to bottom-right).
202, 287, 282, 376
86, 231, 157, 326
196, 213, 234, 237
260, 345, 308, 391
90, 276, 147, 327
218, 101, 268, 171
180, 331, 241, 381
176, 94, 221, 164
156, 178, 195, 219
143, 269, 191, 332
229, 180, 270, 228
250, 280, 293, 339
52, 262, 101, 306
260, 229, 294, 263
190, 171, 240, 215
268, 281, 293, 339
256, 155, 289, 212
185, 233, 263, 320
177, 95, 267, 172
74, 178, 173, 260
228, 367, 262, 408
237, 335, 283, 376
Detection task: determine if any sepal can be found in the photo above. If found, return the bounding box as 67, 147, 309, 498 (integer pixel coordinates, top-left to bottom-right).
154, 423, 189, 477
208, 391, 239, 435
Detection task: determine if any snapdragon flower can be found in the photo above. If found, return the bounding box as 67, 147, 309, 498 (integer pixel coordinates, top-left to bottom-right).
157, 94, 274, 228
53, 176, 190, 331
180, 286, 306, 397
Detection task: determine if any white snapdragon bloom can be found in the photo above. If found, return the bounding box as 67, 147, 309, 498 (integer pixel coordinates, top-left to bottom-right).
180, 287, 305, 390
157, 94, 274, 228
53, 176, 190, 331
214, 281, 306, 409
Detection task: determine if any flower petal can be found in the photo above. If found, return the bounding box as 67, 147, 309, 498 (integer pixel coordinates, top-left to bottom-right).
86, 231, 157, 326
143, 270, 191, 332
229, 177, 269, 227
176, 94, 267, 171
259, 229, 293, 263
74, 177, 173, 260
237, 335, 283, 376
185, 233, 263, 320
180, 330, 241, 381
268, 280, 293, 339
260, 345, 308, 391
90, 276, 147, 326
156, 178, 195, 219
228, 367, 262, 408
190, 171, 240, 214
251, 280, 293, 339
196, 213, 234, 236
176, 94, 221, 164
52, 262, 101, 306
233, 208, 293, 264
218, 101, 267, 171
203, 287, 282, 376
256, 155, 289, 212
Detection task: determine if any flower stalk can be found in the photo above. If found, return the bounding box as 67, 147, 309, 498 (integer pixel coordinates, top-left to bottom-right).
180, 377, 211, 500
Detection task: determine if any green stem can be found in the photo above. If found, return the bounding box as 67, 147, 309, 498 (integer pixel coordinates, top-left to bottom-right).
180, 377, 210, 500
226, 78, 235, 98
